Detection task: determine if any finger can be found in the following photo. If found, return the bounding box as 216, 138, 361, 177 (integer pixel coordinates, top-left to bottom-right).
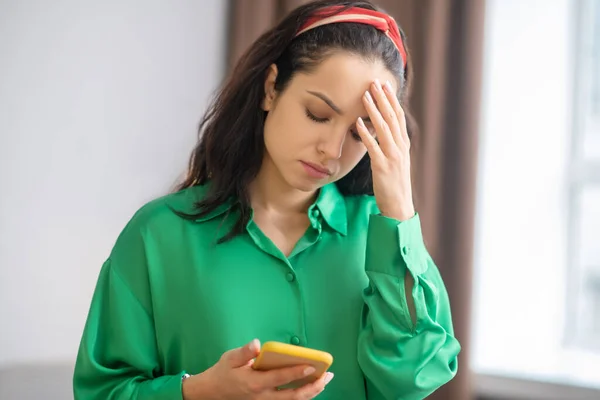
357, 117, 384, 161
258, 364, 317, 389
370, 79, 403, 148
382, 80, 410, 150
362, 88, 395, 156
293, 372, 334, 397
274, 372, 334, 399
223, 339, 261, 368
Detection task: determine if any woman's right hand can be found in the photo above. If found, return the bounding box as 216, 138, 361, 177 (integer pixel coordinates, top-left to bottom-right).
182, 339, 334, 400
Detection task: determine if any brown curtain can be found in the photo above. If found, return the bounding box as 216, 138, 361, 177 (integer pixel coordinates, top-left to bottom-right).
228, 1, 486, 399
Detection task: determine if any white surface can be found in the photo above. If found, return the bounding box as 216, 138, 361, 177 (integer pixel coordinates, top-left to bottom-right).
476, 373, 600, 400
0, 0, 227, 366
473, 0, 600, 390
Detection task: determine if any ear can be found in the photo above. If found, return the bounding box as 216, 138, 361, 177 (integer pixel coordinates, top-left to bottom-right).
261, 64, 279, 111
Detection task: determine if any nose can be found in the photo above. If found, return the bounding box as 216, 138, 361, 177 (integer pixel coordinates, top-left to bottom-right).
317, 126, 347, 160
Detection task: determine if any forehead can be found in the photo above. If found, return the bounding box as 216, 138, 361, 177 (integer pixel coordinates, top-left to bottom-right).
288, 52, 398, 99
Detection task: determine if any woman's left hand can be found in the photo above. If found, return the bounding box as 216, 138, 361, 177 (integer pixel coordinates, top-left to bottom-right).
356, 79, 415, 222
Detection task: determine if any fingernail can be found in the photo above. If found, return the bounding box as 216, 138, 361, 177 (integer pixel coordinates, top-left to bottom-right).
373, 79, 381, 90
364, 91, 373, 103
249, 339, 260, 352
384, 80, 393, 92
304, 366, 316, 376
357, 117, 365, 128
324, 372, 334, 384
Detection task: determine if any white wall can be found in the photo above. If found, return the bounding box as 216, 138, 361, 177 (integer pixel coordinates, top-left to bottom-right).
0, 0, 228, 367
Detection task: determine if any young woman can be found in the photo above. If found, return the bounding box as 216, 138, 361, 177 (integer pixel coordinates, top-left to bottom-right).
73, 1, 460, 399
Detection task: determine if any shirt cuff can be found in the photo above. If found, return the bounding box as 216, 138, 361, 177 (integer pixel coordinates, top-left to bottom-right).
138, 371, 188, 400
366, 213, 429, 276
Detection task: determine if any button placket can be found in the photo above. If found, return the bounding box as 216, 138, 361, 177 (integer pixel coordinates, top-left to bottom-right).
307, 206, 323, 231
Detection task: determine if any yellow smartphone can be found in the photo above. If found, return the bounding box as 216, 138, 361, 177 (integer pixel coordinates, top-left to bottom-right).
252, 341, 333, 389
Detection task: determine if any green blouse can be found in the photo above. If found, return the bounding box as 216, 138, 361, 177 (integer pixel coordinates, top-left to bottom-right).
73, 183, 460, 399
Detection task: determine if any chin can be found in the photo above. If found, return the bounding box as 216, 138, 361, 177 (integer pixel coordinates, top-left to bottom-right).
286, 174, 327, 193
290, 179, 322, 192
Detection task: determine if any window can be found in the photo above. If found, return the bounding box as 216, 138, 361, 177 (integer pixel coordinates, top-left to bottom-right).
473, 0, 600, 394
567, 0, 600, 350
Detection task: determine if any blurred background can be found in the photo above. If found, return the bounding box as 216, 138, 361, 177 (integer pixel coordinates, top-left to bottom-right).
0, 0, 598, 399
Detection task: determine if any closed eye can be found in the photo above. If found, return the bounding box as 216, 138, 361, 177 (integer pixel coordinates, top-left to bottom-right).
351, 129, 362, 141
307, 108, 371, 142
305, 109, 329, 123
353, 122, 377, 142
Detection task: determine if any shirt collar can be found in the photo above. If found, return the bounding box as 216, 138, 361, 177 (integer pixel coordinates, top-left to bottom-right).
310, 183, 348, 235
166, 182, 347, 235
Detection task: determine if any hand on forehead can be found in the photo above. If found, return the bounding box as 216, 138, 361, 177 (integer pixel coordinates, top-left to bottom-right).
292, 53, 399, 116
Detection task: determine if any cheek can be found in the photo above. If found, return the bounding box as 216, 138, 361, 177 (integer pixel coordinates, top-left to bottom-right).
263, 103, 312, 152
339, 141, 368, 173
263, 114, 295, 155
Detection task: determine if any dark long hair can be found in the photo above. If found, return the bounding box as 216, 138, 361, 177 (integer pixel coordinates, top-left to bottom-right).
177, 0, 414, 242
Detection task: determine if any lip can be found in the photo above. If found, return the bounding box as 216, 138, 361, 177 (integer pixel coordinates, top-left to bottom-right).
301, 161, 332, 179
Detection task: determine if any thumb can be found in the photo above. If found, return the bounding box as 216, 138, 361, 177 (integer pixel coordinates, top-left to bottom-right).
224, 339, 261, 368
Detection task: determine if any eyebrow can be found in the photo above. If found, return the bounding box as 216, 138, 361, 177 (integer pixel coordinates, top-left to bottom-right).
307, 90, 343, 114
306, 90, 371, 123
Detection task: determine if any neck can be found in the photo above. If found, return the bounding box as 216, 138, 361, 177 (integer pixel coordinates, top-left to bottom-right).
249, 155, 317, 215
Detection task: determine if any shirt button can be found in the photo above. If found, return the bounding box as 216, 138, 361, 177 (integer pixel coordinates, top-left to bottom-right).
286, 273, 295, 282
290, 336, 301, 345
312, 209, 320, 218
402, 246, 411, 256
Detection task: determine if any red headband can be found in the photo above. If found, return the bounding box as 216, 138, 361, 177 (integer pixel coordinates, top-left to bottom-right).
296, 6, 407, 68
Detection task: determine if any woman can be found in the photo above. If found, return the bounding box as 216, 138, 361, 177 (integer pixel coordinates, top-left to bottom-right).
73, 1, 460, 399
